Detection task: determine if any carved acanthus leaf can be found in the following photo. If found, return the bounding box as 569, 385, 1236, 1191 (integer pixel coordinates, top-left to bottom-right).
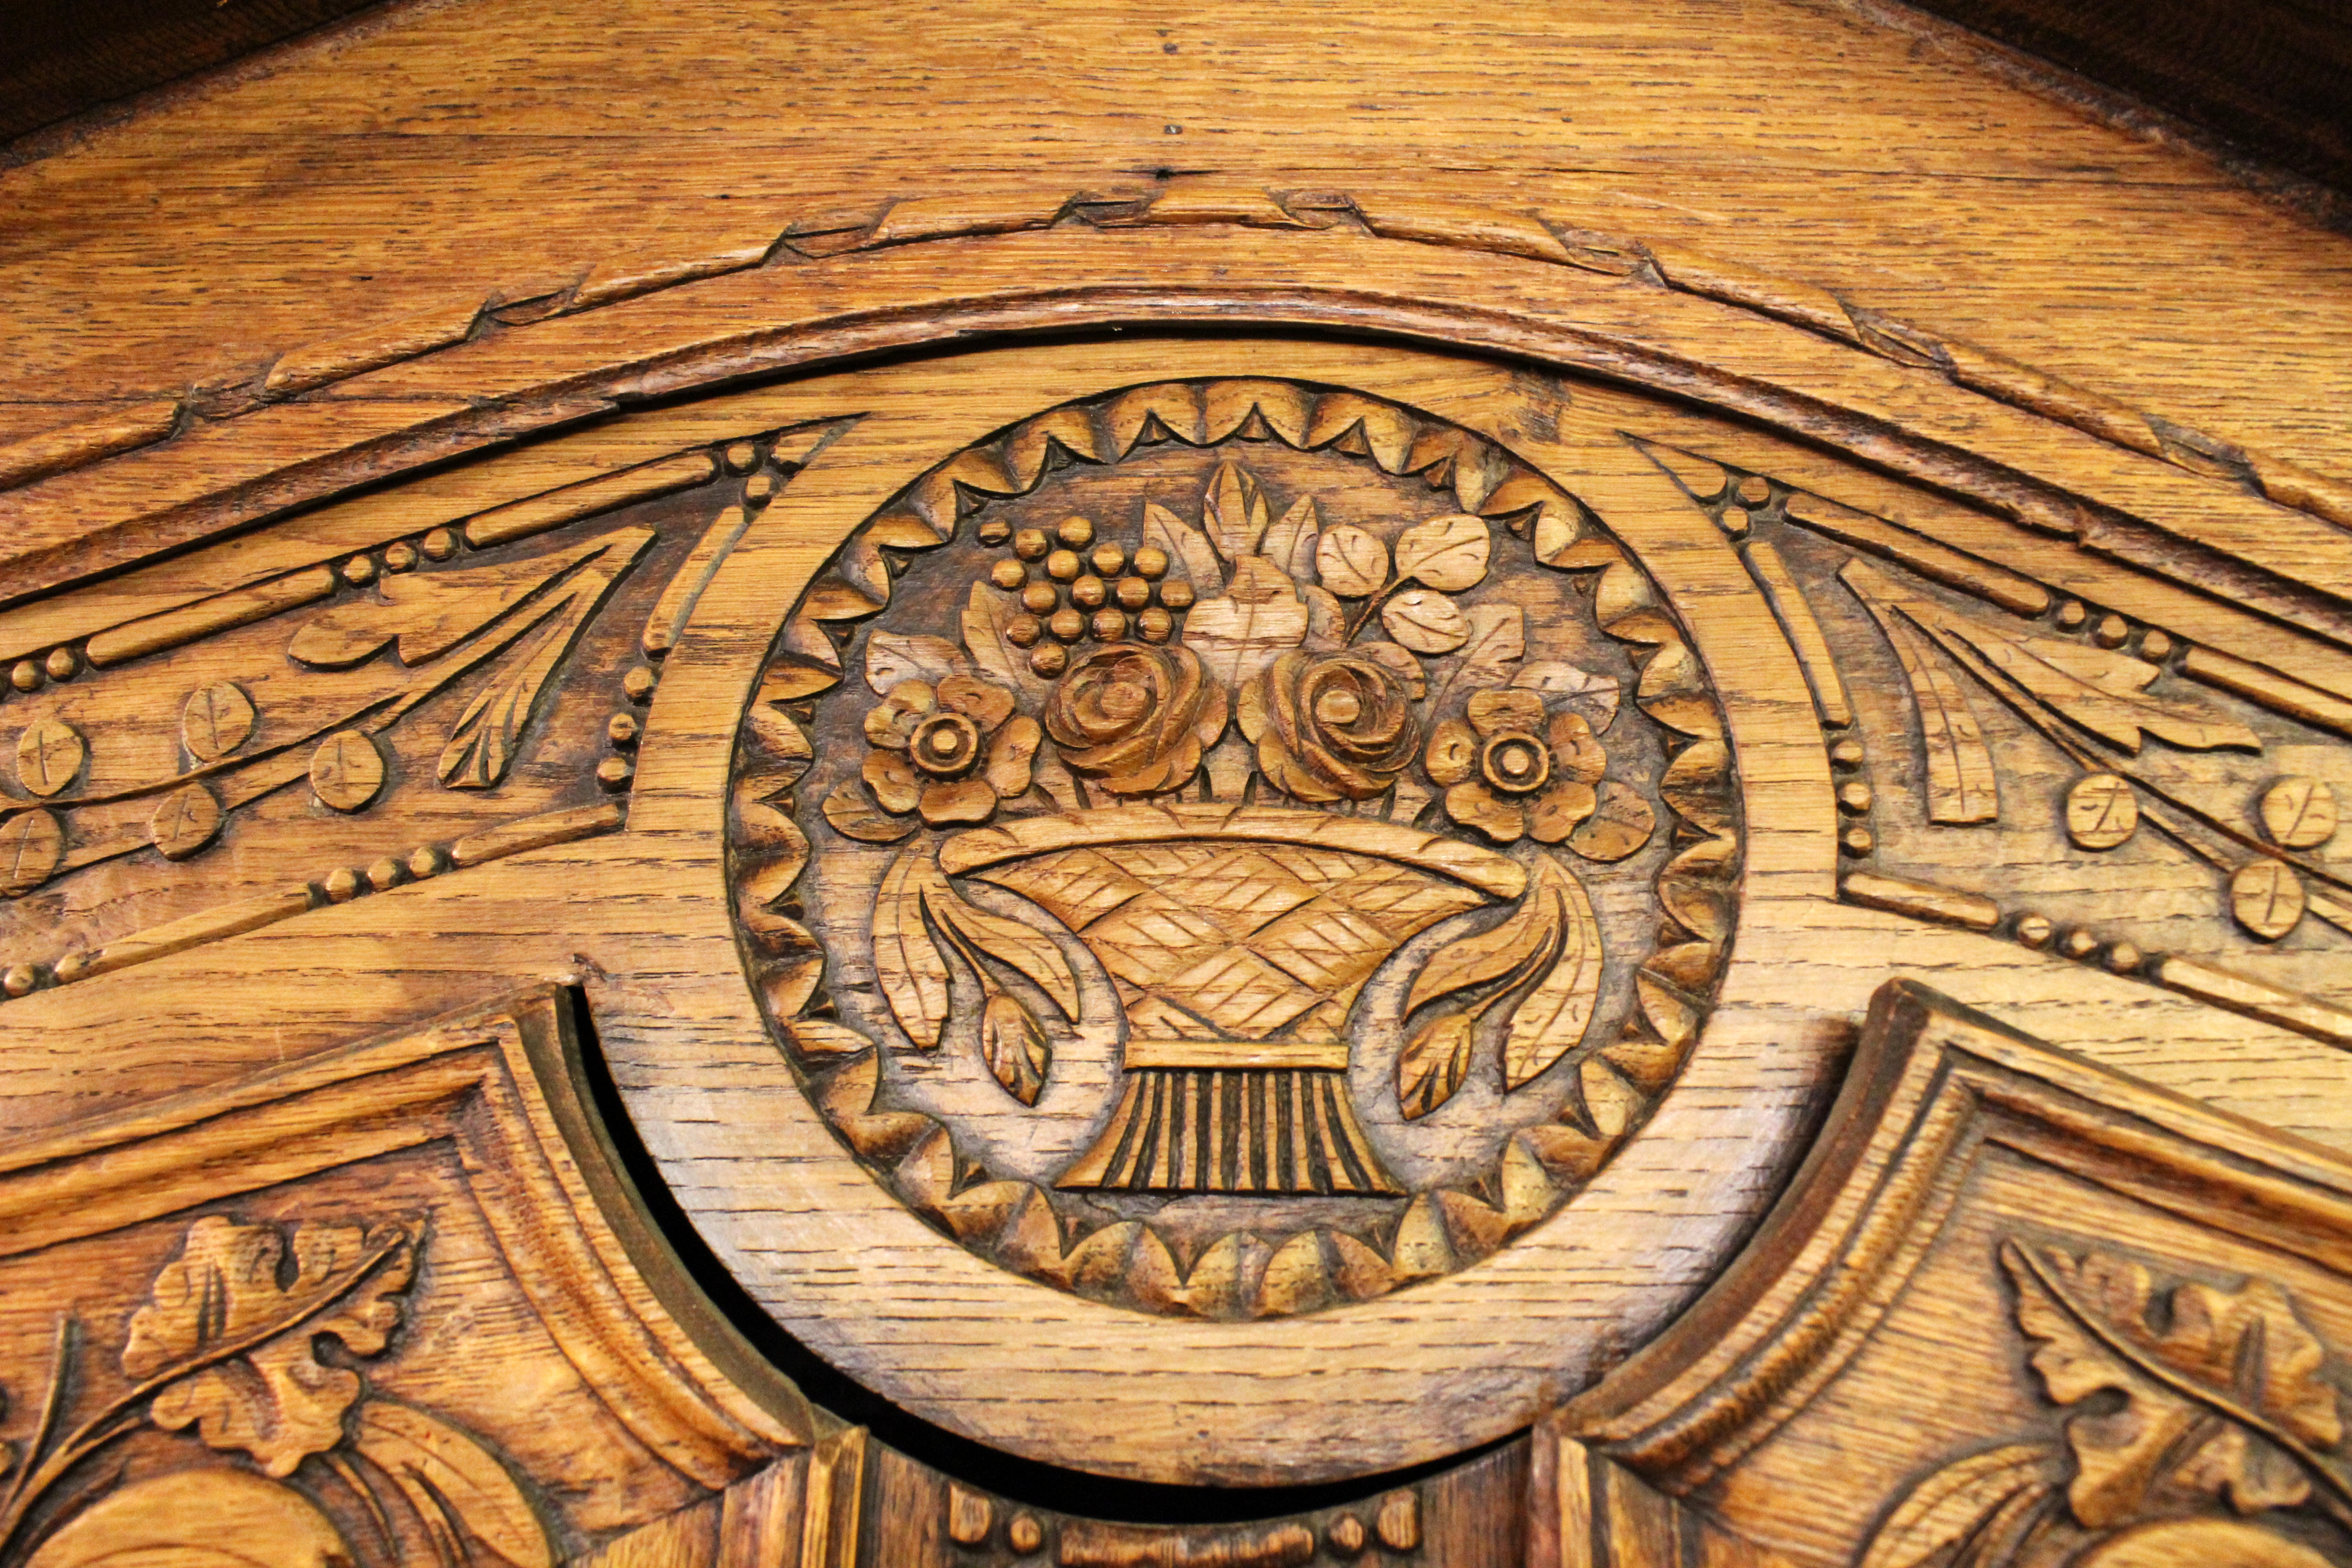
1857, 1444, 2060, 1568
353, 1401, 552, 1568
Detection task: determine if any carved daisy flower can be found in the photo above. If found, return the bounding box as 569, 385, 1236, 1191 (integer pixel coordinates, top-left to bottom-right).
1424, 688, 1607, 845
859, 673, 1041, 828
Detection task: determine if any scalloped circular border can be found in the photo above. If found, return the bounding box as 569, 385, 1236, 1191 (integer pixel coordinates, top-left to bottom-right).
723, 377, 1744, 1320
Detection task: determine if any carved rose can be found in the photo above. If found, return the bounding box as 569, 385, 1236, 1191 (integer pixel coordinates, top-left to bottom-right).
1239, 650, 1422, 802
849, 672, 1040, 833
1041, 644, 1228, 795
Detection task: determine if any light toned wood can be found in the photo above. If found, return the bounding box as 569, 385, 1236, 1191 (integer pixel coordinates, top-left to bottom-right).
0, 987, 805, 1563
1562, 979, 2352, 1567
6, 6, 2352, 1549
1, 334, 2349, 1498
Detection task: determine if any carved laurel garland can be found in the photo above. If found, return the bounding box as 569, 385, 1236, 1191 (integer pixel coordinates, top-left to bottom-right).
6, 186, 2342, 544
726, 378, 1742, 1320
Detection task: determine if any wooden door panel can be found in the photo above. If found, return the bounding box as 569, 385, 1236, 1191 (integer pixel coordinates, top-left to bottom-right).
5, 7, 2352, 1558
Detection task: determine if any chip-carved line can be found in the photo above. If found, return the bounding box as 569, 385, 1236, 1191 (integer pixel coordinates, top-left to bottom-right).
3, 185, 2342, 547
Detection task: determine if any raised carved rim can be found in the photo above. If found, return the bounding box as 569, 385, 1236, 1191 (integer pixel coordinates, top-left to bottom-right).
723, 376, 1743, 1320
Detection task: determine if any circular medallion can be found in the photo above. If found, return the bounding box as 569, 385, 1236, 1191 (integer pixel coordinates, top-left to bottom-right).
726, 379, 1741, 1319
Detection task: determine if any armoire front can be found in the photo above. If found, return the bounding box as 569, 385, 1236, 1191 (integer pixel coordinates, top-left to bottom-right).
3, 3, 2351, 1564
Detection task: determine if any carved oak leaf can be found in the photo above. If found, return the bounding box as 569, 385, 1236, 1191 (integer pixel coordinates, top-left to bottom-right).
866, 631, 968, 696
2002, 1241, 2347, 1528
123, 1217, 418, 1479
1857, 1443, 2061, 1568
1185, 557, 1311, 691
1144, 503, 1224, 600
1202, 461, 1273, 559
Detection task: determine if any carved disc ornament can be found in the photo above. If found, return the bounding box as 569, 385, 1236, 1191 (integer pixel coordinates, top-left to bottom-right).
726, 380, 1742, 1318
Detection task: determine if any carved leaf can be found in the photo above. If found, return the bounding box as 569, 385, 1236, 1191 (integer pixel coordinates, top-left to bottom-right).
981, 994, 1052, 1107
867, 631, 967, 695
1397, 1012, 1476, 1121
1185, 562, 1311, 690
1512, 662, 1620, 733
922, 866, 1081, 1021
1844, 561, 2259, 756
1314, 526, 1389, 597
1203, 461, 1273, 559
1568, 781, 1655, 862
124, 1217, 417, 1478
1857, 1444, 2060, 1568
1381, 589, 1468, 654
1394, 513, 1492, 592
291, 532, 640, 670
2003, 1241, 2346, 1527
437, 615, 566, 790
1301, 584, 1347, 651
1422, 604, 1525, 715
1262, 495, 1321, 581
1145, 503, 1225, 598
1870, 597, 1999, 824
2262, 777, 2338, 850
1501, 856, 1604, 1088
435, 531, 653, 789
873, 848, 951, 1048
1405, 875, 1562, 1018
961, 583, 1049, 704
2233, 858, 2308, 941
353, 1401, 553, 1568
22, 1470, 349, 1568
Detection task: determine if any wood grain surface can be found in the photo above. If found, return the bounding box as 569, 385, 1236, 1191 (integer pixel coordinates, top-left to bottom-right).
5, 3, 2352, 1556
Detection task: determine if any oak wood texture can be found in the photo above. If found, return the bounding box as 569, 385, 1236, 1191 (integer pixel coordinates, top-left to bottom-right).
0, 986, 804, 1563
6, 2, 2352, 1553
0, 325, 2346, 1495
1559, 979, 2352, 1567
